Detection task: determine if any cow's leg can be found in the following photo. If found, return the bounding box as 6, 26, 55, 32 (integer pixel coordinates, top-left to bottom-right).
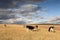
50, 28, 53, 32
26, 28, 29, 32
33, 27, 37, 31
33, 28, 37, 31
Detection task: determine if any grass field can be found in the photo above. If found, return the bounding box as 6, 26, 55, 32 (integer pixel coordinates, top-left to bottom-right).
0, 24, 60, 40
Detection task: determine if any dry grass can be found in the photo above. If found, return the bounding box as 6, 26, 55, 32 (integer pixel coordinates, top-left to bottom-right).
0, 24, 60, 40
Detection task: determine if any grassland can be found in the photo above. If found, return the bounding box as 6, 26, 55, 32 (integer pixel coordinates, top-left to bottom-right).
0, 24, 60, 40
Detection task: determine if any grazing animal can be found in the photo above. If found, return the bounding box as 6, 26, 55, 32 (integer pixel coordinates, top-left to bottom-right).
26, 25, 35, 30
48, 26, 55, 32
26, 25, 38, 31
4, 24, 7, 27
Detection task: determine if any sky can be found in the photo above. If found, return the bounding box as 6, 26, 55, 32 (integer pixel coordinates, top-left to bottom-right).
0, 0, 60, 24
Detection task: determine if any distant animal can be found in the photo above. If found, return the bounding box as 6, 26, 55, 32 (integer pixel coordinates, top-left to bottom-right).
26, 25, 38, 31
4, 24, 7, 27
48, 26, 55, 32
26, 25, 35, 30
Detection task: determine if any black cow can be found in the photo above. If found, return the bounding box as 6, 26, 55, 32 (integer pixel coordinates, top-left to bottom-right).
26, 25, 35, 30
26, 25, 38, 31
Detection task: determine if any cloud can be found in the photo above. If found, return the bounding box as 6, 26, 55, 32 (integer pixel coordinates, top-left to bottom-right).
0, 0, 46, 8
0, 18, 26, 24
0, 4, 45, 24
15, 4, 44, 19
0, 4, 44, 19
48, 16, 60, 22
46, 16, 60, 24
0, 15, 16, 20
27, 0, 45, 2
0, 18, 36, 24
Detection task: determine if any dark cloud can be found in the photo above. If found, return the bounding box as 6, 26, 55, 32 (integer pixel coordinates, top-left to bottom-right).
0, 15, 16, 20
0, 0, 46, 24
0, 0, 46, 8
0, 9, 19, 20
29, 0, 46, 2
17, 4, 43, 19
0, 4, 43, 19
0, 4, 45, 24
0, 9, 15, 15
0, 21, 3, 24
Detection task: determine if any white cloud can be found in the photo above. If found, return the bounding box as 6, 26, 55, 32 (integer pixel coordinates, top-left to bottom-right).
46, 16, 60, 24
0, 17, 35, 24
